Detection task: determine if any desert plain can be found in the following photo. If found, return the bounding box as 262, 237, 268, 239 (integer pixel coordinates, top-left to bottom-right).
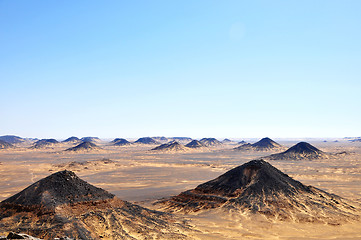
1, 138, 361, 239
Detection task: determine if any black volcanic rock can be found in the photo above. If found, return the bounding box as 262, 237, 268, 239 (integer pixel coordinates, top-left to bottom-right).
152, 136, 169, 142
265, 142, 329, 160
62, 136, 80, 143
65, 141, 102, 152
1, 170, 114, 208
185, 140, 204, 148
134, 137, 159, 144
151, 141, 187, 152
0, 140, 14, 149
0, 135, 25, 144
111, 138, 131, 146
31, 139, 59, 149
222, 138, 235, 143
161, 160, 359, 223
234, 137, 282, 151
199, 138, 222, 147
0, 172, 190, 239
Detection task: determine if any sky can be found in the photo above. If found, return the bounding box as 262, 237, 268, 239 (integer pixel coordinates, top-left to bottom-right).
1, 0, 361, 139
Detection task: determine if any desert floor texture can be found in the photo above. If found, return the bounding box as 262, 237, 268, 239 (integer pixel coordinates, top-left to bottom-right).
1, 139, 361, 239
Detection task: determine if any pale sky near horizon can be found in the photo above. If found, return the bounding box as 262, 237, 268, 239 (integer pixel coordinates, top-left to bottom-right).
1, 0, 361, 139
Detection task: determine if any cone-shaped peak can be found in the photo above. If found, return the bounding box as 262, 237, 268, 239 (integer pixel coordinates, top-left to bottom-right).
1, 170, 114, 208
199, 138, 222, 146
285, 142, 322, 154
65, 141, 102, 152
195, 159, 307, 197
265, 142, 328, 161
151, 141, 187, 151
234, 137, 282, 151
185, 140, 204, 148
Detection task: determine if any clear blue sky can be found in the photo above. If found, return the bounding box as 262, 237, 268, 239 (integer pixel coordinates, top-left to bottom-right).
1, 0, 360, 139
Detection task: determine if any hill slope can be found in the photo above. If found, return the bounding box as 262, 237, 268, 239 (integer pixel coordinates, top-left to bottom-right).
160, 160, 359, 223
234, 137, 283, 151
0, 171, 190, 239
264, 142, 329, 160
65, 141, 103, 152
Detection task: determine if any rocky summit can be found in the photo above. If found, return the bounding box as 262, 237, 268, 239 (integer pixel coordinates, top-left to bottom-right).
160, 160, 359, 223
0, 171, 190, 239
264, 142, 329, 160
234, 137, 283, 151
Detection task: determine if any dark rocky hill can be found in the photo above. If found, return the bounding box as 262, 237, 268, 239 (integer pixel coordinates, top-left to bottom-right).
160, 160, 359, 223
0, 135, 25, 144
234, 137, 283, 151
30, 139, 59, 149
65, 141, 103, 152
151, 141, 188, 152
62, 136, 81, 143
134, 137, 159, 144
185, 140, 204, 148
80, 137, 101, 144
199, 138, 222, 147
111, 138, 131, 146
1, 170, 114, 208
0, 140, 14, 149
0, 171, 190, 239
264, 142, 329, 160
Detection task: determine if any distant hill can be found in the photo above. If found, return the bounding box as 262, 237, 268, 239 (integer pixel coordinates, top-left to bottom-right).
134, 137, 159, 144
234, 137, 283, 151
0, 135, 25, 144
199, 138, 222, 147
30, 139, 59, 149
80, 137, 101, 143
0, 140, 14, 149
111, 138, 131, 146
65, 141, 103, 152
185, 140, 204, 148
152, 136, 169, 142
264, 142, 329, 160
151, 141, 188, 152
62, 136, 81, 143
0, 171, 189, 239
159, 160, 360, 223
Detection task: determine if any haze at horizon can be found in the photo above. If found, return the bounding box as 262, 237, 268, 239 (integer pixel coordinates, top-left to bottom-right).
1, 0, 360, 139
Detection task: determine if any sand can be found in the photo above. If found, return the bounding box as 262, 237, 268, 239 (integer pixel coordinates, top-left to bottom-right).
0, 140, 361, 239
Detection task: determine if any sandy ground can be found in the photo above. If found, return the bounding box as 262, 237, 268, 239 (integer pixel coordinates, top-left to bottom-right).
1, 140, 361, 239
